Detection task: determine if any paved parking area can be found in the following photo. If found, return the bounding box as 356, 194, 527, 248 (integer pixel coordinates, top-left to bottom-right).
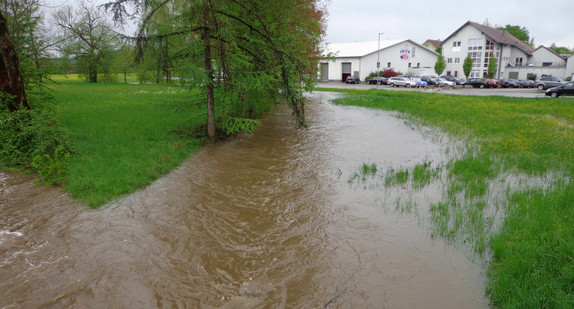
318, 82, 547, 98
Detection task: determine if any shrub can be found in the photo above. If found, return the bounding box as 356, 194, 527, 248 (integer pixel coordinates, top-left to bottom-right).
0, 107, 71, 185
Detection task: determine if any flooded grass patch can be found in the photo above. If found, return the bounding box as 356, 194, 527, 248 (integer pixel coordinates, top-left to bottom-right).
329, 89, 574, 308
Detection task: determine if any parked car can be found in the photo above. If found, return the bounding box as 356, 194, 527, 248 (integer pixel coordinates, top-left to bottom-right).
464, 78, 492, 88
437, 78, 456, 87
536, 76, 566, 90
489, 79, 500, 88
440, 75, 464, 85
500, 79, 519, 88
415, 80, 428, 88
515, 80, 531, 88
545, 81, 574, 98
345, 76, 360, 84
421, 76, 439, 85
366, 76, 388, 85
388, 76, 417, 87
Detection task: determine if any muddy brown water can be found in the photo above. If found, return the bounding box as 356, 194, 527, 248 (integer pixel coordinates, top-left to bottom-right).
0, 92, 488, 308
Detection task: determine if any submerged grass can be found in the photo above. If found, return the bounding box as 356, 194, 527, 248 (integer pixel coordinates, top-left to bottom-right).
51, 78, 205, 207
329, 88, 574, 308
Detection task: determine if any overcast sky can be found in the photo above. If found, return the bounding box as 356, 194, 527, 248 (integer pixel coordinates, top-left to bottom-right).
324, 0, 574, 49
42, 0, 574, 49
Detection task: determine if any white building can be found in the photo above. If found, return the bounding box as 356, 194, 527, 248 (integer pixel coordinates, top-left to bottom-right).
320, 39, 438, 82
441, 21, 574, 80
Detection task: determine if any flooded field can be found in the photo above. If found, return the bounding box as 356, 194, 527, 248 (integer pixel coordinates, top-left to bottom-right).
0, 92, 488, 308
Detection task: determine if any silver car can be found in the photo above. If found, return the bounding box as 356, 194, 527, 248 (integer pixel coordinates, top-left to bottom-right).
388, 76, 416, 87
536, 76, 566, 90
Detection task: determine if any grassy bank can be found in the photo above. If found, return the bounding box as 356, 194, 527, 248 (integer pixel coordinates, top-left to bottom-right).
328, 89, 574, 308
51, 76, 205, 207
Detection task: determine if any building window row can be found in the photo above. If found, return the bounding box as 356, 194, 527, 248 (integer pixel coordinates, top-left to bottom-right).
452, 41, 461, 47
468, 38, 483, 51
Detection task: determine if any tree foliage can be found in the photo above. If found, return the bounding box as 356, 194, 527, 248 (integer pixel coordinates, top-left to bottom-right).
54, 0, 119, 82
463, 55, 473, 79
434, 54, 446, 77
486, 57, 498, 78
498, 25, 530, 45
0, 3, 71, 183
108, 0, 326, 137
549, 43, 572, 55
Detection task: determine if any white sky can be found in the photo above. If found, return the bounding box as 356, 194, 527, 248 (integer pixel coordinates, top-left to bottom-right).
324, 0, 574, 49
41, 0, 574, 49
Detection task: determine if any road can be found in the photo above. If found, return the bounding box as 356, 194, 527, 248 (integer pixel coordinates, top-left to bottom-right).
317, 82, 547, 98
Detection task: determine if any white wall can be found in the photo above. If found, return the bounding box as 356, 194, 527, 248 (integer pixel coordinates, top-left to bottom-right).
320, 57, 362, 82
361, 41, 437, 79
567, 55, 574, 79
320, 40, 437, 82
442, 25, 486, 78
529, 48, 566, 67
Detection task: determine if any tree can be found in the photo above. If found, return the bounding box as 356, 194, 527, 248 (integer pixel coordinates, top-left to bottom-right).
486, 57, 498, 78
108, 0, 326, 138
498, 25, 530, 45
549, 43, 572, 55
54, 0, 118, 83
463, 55, 473, 80
0, 11, 29, 111
434, 54, 446, 77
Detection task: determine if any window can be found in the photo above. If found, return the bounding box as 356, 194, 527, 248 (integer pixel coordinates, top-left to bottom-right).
408, 62, 412, 68
469, 52, 482, 68
455, 58, 460, 64
454, 71, 458, 77
447, 71, 451, 76
485, 40, 495, 51
417, 63, 420, 67
387, 62, 391, 68
515, 57, 523, 66
542, 62, 553, 67
447, 58, 452, 63
452, 41, 462, 52
468, 38, 483, 51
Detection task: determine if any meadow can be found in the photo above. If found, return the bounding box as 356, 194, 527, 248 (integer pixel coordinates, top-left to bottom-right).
328, 88, 574, 308
50, 76, 205, 207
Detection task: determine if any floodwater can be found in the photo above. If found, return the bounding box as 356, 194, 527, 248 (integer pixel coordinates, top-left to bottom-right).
0, 92, 488, 308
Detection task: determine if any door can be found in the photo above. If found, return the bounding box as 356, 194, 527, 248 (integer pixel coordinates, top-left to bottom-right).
342, 63, 351, 82
320, 63, 329, 81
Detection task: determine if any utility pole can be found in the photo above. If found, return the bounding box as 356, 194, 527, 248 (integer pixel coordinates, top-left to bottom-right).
377, 32, 384, 89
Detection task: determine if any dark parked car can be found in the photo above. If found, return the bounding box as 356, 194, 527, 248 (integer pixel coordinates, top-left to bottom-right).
500, 79, 519, 88
545, 81, 574, 98
421, 76, 439, 85
464, 78, 492, 88
516, 79, 536, 88
345, 76, 360, 84
440, 75, 464, 85
366, 76, 388, 85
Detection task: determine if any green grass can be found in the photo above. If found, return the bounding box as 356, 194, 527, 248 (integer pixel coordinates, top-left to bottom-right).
51, 77, 205, 207
328, 88, 574, 308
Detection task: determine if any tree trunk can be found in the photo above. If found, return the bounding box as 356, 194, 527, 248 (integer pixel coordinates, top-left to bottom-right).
88, 63, 97, 83
0, 11, 30, 111
203, 2, 215, 138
